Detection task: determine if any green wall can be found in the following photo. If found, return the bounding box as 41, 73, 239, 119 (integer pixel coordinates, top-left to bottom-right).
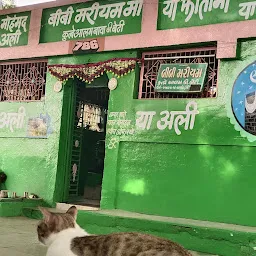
2, 39, 256, 227
101, 40, 256, 227
0, 50, 136, 205
0, 74, 63, 205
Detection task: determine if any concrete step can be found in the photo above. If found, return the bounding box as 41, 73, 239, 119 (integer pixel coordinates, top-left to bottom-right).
23, 206, 256, 256
0, 198, 44, 217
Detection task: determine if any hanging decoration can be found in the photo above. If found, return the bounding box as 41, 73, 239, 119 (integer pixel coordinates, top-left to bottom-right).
47, 58, 141, 84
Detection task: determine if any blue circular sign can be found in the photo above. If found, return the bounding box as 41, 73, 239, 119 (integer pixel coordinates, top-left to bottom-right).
232, 62, 256, 135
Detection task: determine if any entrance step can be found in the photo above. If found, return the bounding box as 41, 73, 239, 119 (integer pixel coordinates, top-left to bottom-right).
56, 202, 99, 211
22, 206, 256, 256
22, 207, 57, 219
0, 198, 44, 217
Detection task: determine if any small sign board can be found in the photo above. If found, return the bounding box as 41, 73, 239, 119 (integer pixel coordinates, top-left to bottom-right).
0, 11, 31, 48
69, 38, 104, 54
155, 63, 208, 93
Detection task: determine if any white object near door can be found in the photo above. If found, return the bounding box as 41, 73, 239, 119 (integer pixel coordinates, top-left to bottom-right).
108, 78, 117, 90
54, 81, 63, 92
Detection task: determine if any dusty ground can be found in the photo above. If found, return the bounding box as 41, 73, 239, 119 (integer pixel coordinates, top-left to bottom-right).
0, 217, 46, 256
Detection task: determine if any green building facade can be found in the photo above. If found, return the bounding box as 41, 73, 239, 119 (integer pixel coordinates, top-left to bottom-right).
1, 0, 256, 255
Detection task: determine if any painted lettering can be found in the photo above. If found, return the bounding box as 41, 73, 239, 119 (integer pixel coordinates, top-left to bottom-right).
0, 107, 26, 132
107, 110, 135, 136
73, 39, 99, 52
161, 67, 176, 78
136, 111, 156, 130
162, 0, 230, 22
73, 41, 83, 51
48, 6, 74, 27
0, 14, 28, 47
62, 20, 125, 41
239, 1, 256, 20
136, 101, 199, 135
162, 0, 179, 21
48, 1, 142, 27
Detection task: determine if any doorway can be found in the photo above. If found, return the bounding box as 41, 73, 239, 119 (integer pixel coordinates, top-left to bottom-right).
66, 74, 109, 207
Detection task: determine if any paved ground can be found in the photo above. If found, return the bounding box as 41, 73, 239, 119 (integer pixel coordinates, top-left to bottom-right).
0, 217, 46, 256
0, 216, 214, 256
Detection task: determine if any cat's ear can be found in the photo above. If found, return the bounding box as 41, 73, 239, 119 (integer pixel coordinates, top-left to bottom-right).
66, 206, 78, 220
39, 207, 52, 222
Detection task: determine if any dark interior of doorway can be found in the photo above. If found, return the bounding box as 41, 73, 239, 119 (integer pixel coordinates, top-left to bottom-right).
68, 74, 109, 207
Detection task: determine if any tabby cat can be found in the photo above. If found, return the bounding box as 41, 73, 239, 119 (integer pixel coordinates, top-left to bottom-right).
37, 206, 194, 256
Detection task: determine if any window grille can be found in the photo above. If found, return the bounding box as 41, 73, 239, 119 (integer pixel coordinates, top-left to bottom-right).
0, 60, 47, 102
139, 47, 218, 99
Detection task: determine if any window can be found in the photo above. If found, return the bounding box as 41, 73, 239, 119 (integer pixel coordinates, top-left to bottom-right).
138, 47, 218, 99
0, 60, 47, 102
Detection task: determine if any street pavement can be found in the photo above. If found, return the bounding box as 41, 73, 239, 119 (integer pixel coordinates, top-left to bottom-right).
0, 217, 46, 256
